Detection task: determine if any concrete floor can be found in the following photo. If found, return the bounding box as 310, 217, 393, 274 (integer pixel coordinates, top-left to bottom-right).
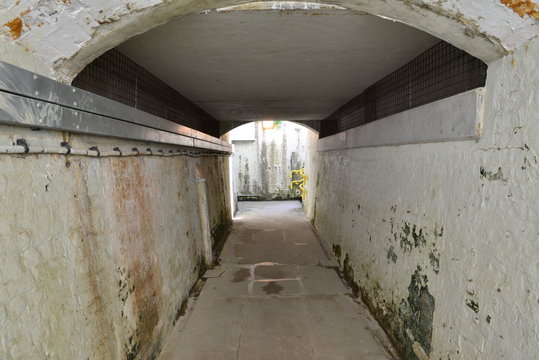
159, 201, 399, 360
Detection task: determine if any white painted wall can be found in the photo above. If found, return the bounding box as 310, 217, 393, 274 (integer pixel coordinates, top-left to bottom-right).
0, 126, 231, 360
313, 36, 539, 359
230, 121, 311, 200
0, 2, 536, 360
303, 129, 319, 221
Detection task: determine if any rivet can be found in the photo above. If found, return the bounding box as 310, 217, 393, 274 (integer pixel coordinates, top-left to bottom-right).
33, 75, 38, 80
35, 91, 39, 96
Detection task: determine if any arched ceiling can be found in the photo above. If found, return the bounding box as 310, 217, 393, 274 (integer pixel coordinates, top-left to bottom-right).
0, 0, 537, 82
117, 9, 439, 123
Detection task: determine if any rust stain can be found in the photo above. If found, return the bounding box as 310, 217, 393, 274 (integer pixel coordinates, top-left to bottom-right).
4, 17, 23, 39
73, 162, 117, 357
20, 9, 31, 16
61, 131, 70, 143
112, 158, 163, 359
501, 0, 539, 19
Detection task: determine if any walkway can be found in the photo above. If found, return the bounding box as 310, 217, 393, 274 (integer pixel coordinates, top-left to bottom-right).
159, 201, 399, 360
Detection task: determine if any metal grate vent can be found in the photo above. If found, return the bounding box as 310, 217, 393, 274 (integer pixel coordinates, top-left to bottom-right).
320, 41, 487, 138
72, 49, 220, 137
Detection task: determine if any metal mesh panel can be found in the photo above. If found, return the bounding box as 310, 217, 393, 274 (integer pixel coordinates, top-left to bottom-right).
320, 41, 487, 138
72, 49, 220, 137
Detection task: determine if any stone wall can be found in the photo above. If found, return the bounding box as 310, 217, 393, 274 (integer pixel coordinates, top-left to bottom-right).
0, 126, 231, 360
313, 36, 539, 359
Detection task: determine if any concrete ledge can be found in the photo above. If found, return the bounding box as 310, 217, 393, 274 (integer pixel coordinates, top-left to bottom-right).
0, 61, 231, 154
318, 88, 485, 151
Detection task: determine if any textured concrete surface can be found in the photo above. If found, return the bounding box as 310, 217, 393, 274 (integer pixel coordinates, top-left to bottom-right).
0, 126, 232, 360
118, 9, 437, 123
303, 129, 319, 222
158, 201, 399, 360
313, 36, 539, 359
317, 89, 485, 151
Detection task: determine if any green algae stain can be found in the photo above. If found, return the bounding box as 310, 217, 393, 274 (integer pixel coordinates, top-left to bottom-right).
399, 223, 426, 253
387, 245, 398, 263
466, 298, 479, 313
480, 166, 507, 182
398, 266, 435, 358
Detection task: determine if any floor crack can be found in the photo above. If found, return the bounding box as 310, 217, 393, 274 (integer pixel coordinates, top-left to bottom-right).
235, 303, 246, 360
235, 327, 243, 360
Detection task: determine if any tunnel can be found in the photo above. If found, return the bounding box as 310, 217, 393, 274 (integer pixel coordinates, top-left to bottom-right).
0, 1, 538, 359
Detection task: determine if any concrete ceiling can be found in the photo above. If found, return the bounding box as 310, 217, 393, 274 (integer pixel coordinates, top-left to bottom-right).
118, 9, 439, 123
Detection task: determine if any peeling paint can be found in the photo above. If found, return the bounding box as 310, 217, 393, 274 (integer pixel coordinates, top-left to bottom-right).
349, 264, 435, 360
501, 0, 539, 19
466, 298, 480, 313
387, 245, 398, 263
480, 166, 508, 182
398, 267, 435, 359
400, 0, 508, 57
428, 250, 440, 275
4, 18, 23, 39
399, 223, 427, 253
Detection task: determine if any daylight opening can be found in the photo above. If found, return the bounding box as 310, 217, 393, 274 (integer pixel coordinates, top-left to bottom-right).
228, 121, 316, 202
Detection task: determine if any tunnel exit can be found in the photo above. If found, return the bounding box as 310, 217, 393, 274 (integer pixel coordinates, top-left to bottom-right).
228, 121, 317, 202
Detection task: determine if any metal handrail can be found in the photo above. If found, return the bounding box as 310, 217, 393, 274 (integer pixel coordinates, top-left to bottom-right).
289, 168, 306, 200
